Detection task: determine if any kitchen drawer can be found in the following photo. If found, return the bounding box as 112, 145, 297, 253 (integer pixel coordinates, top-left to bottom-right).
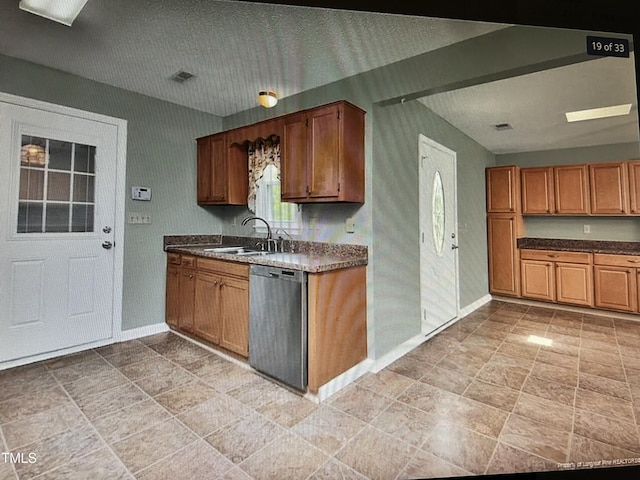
167, 252, 182, 265
181, 255, 197, 268
520, 249, 591, 264
197, 257, 248, 278
594, 253, 640, 267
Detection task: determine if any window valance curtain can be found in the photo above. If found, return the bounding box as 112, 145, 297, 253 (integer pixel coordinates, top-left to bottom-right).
247, 135, 280, 212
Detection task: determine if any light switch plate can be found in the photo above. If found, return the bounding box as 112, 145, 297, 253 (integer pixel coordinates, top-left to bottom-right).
131, 186, 152, 201
345, 217, 356, 233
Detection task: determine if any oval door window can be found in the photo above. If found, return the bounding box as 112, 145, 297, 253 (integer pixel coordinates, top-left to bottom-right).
432, 170, 445, 256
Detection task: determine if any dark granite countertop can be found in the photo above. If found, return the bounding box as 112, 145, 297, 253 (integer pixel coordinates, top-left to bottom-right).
163, 235, 368, 273
518, 238, 640, 256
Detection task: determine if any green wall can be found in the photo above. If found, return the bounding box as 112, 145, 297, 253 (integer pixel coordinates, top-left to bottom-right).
0, 53, 225, 331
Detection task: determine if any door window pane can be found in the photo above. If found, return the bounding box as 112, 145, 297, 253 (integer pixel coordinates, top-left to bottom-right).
17, 135, 96, 234
48, 140, 72, 171
432, 171, 445, 256
17, 203, 43, 233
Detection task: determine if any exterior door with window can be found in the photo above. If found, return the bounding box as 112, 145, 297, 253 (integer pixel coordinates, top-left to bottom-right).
419, 134, 459, 335
0, 101, 119, 363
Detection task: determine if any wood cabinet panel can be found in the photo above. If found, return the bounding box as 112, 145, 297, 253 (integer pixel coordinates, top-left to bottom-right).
194, 272, 221, 344
594, 265, 637, 312
554, 165, 590, 214
520, 249, 591, 264
555, 262, 593, 307
219, 276, 249, 357
281, 101, 364, 203
589, 162, 629, 214
486, 166, 519, 213
521, 167, 554, 214
166, 265, 180, 328
521, 260, 555, 302
487, 214, 522, 297
179, 266, 196, 333
628, 160, 640, 214
196, 132, 248, 205
308, 266, 367, 393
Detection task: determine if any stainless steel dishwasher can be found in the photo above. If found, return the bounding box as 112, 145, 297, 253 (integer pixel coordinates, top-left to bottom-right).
249, 264, 307, 391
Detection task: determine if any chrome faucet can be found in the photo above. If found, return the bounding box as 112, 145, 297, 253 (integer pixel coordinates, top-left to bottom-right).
274, 228, 294, 253
241, 216, 276, 251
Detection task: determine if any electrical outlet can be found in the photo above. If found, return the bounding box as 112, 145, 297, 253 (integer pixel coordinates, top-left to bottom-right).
345, 217, 356, 233
583, 224, 591, 234
128, 213, 152, 224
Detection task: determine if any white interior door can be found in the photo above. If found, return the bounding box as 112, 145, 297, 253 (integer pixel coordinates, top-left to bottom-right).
0, 101, 120, 363
419, 134, 459, 335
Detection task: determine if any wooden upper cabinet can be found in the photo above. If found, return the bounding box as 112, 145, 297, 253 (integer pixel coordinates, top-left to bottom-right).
281, 112, 309, 200
281, 101, 365, 203
554, 164, 590, 214
196, 132, 248, 205
521, 167, 554, 214
589, 162, 629, 215
627, 160, 640, 214
486, 166, 520, 213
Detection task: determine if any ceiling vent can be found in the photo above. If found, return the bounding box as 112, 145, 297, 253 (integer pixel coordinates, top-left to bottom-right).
493, 123, 513, 131
171, 70, 196, 83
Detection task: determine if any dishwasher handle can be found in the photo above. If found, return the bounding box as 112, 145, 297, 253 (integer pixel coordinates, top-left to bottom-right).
250, 265, 305, 283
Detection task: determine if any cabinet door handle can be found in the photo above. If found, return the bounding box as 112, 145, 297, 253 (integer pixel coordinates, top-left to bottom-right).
547, 254, 559, 258
627, 259, 640, 264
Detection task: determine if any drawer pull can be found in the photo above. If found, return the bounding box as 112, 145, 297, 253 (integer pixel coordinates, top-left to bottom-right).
627, 259, 640, 264
547, 254, 559, 258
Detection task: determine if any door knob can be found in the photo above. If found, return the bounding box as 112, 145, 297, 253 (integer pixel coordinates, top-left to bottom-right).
102, 241, 113, 250
103, 226, 112, 233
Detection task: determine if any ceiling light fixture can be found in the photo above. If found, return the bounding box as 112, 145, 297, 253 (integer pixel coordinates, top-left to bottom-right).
19, 0, 89, 27
565, 103, 632, 123
258, 91, 278, 108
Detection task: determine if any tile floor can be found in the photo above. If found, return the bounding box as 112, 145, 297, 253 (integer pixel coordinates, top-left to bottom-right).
2, 300, 640, 479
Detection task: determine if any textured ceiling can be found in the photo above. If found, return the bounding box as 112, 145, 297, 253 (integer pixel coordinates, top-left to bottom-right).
0, 0, 638, 154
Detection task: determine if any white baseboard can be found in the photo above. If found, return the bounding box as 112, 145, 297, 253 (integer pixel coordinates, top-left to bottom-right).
118, 322, 170, 342
368, 294, 493, 374
307, 358, 375, 403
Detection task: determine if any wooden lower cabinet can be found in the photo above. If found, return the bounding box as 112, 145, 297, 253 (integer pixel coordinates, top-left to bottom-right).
555, 262, 593, 307
520, 260, 555, 302
307, 265, 367, 393
520, 249, 593, 307
166, 254, 249, 358
593, 253, 640, 313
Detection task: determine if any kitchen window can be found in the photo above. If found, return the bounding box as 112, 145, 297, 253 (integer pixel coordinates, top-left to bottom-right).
254, 163, 301, 235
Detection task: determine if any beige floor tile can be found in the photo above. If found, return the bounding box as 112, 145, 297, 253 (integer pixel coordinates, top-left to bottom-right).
569, 434, 639, 464
535, 349, 579, 370
177, 394, 250, 438
47, 356, 114, 384
578, 372, 632, 401
575, 388, 635, 422
335, 425, 415, 480
356, 370, 414, 398
486, 442, 557, 474
441, 396, 509, 438
387, 353, 433, 380
329, 384, 394, 423
529, 362, 579, 387
0, 368, 58, 404
0, 386, 70, 424
255, 388, 318, 428
476, 361, 530, 391
396, 382, 459, 417
421, 421, 497, 474
308, 458, 369, 480
94, 340, 147, 358
115, 355, 178, 381
136, 439, 235, 480
153, 380, 218, 415
43, 350, 102, 369
398, 448, 472, 479
31, 447, 130, 480
500, 414, 571, 463
497, 341, 539, 360
581, 348, 623, 367
579, 358, 627, 382
75, 382, 148, 421
463, 380, 520, 412
461, 333, 504, 351
148, 340, 211, 366
291, 406, 366, 455
512, 392, 574, 432
62, 368, 130, 402
204, 412, 283, 464
370, 400, 438, 447
133, 365, 195, 397
436, 350, 488, 377
239, 432, 327, 480
91, 399, 172, 444
225, 376, 288, 409
2, 402, 87, 450
418, 365, 473, 395
573, 410, 640, 453
13, 426, 104, 479
111, 418, 198, 473
200, 364, 258, 393
521, 375, 576, 407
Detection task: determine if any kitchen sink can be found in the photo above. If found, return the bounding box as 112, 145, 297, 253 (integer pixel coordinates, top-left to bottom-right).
235, 250, 276, 256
